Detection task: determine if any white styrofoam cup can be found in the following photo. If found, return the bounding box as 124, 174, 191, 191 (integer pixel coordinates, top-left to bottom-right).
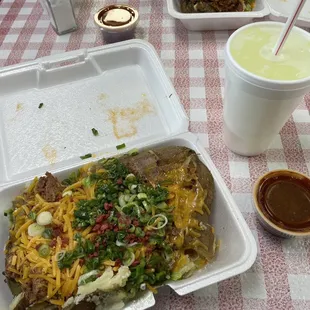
223, 22, 310, 156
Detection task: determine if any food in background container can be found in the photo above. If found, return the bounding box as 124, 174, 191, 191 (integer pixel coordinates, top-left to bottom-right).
94, 5, 139, 43
4, 146, 217, 309
180, 0, 256, 12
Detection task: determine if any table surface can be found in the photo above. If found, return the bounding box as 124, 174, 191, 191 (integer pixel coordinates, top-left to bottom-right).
1, 1, 310, 309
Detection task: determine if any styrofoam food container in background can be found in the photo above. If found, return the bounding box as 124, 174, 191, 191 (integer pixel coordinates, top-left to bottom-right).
0, 40, 257, 309
166, 0, 269, 31
266, 0, 310, 28
166, 0, 310, 31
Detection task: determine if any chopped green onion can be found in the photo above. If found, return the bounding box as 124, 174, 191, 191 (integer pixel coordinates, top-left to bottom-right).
4, 208, 13, 217
91, 128, 99, 136
28, 211, 37, 220
125, 174, 136, 183
137, 193, 147, 200
28, 223, 45, 237
128, 224, 135, 233
80, 153, 92, 160
147, 214, 168, 230
42, 228, 53, 239
123, 250, 135, 266
135, 227, 145, 237
142, 201, 151, 213
118, 194, 126, 207
56, 251, 66, 262
130, 184, 137, 193
78, 270, 99, 286
38, 244, 50, 258
128, 148, 139, 156
156, 202, 168, 210
116, 143, 126, 150
38, 103, 44, 109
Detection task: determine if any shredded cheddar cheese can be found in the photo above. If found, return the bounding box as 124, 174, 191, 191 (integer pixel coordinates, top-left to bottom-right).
5, 173, 94, 308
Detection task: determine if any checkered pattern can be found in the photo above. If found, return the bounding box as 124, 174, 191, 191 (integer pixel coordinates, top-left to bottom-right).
1, 1, 310, 309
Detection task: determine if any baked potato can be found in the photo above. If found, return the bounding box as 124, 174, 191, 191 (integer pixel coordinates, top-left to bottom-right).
4, 146, 217, 309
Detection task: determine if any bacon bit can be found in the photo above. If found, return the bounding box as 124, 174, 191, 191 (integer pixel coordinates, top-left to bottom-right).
117, 178, 123, 185
104, 202, 109, 210
50, 239, 57, 247
93, 252, 98, 257
61, 237, 69, 244
145, 231, 152, 236
35, 244, 42, 251
52, 226, 63, 237
102, 240, 107, 247
92, 224, 101, 232
95, 243, 100, 248
133, 219, 139, 226
131, 260, 140, 267
100, 223, 109, 232
125, 233, 136, 241
115, 258, 121, 267
96, 214, 108, 223
145, 247, 153, 254
113, 227, 119, 232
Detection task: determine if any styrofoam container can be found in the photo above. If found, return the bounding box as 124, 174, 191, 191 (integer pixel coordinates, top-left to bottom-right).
266, 0, 310, 28
0, 40, 257, 309
166, 0, 270, 31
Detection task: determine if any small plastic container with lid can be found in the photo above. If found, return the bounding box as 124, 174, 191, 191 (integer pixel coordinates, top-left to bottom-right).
94, 5, 139, 43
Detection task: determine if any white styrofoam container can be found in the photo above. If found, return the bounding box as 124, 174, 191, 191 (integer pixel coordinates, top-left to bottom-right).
0, 40, 257, 309
167, 0, 270, 31
266, 0, 310, 28
167, 0, 310, 31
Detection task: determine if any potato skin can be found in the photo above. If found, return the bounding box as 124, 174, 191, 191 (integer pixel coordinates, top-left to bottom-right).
8, 146, 215, 309
120, 146, 214, 208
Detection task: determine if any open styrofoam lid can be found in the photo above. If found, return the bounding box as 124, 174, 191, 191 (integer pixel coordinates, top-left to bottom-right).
265, 0, 310, 27
0, 40, 188, 188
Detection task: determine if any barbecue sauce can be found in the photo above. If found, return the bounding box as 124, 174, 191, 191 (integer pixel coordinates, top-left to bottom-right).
257, 171, 310, 232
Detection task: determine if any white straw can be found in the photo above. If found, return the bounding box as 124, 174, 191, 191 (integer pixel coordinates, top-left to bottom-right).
273, 0, 307, 56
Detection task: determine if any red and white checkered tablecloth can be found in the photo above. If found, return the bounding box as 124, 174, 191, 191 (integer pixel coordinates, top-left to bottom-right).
1, 0, 310, 309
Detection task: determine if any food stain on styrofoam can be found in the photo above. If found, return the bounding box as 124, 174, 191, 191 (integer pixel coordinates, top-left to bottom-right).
42, 144, 57, 165
15, 103, 23, 112
108, 98, 154, 139
98, 93, 109, 101
10, 103, 24, 121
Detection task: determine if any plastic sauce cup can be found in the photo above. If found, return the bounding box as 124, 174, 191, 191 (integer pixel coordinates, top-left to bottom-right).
223, 22, 310, 156
94, 5, 139, 43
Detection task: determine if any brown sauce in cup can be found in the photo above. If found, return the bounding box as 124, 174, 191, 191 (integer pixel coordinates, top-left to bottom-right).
257, 172, 310, 232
